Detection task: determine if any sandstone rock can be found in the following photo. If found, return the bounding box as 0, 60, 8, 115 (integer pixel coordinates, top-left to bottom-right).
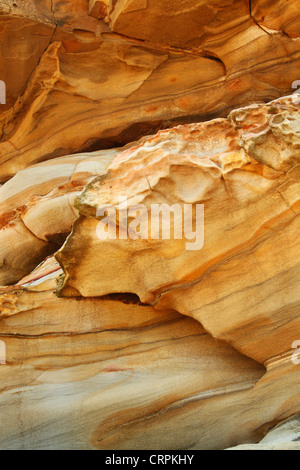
0, 1, 105, 112
0, 96, 299, 449
1, 257, 299, 450
90, 0, 300, 47
251, 0, 300, 38
228, 415, 300, 450
0, 0, 300, 452
0, 148, 116, 285
56, 96, 300, 365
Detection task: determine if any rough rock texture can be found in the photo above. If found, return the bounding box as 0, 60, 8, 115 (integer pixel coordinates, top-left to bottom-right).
0, 0, 300, 452
0, 0, 300, 181
0, 141, 143, 285
228, 415, 300, 450
0, 257, 267, 450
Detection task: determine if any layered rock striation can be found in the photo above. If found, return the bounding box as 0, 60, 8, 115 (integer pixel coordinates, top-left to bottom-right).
0, 0, 300, 181
0, 95, 299, 449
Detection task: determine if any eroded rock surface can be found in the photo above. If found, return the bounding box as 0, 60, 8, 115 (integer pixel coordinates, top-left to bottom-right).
0, 256, 297, 450
56, 96, 300, 367
228, 415, 300, 450
0, 0, 299, 452
0, 94, 299, 449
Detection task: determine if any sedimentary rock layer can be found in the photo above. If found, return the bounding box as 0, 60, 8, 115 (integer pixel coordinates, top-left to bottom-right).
0, 0, 300, 181
0, 147, 118, 285
56, 96, 300, 366
228, 415, 300, 450
0, 95, 299, 449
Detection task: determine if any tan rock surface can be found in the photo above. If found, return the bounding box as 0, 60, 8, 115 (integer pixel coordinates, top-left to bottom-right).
1, 0, 300, 181
0, 0, 299, 452
251, 0, 300, 38
1, 257, 299, 450
0, 0, 107, 112
228, 415, 300, 450
56, 96, 300, 366
0, 96, 299, 449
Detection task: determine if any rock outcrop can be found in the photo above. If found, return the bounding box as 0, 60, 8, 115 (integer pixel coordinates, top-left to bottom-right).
0, 257, 265, 450
0, 0, 299, 452
0, 0, 300, 181
57, 96, 300, 365
228, 415, 300, 450
0, 255, 298, 450
0, 95, 299, 450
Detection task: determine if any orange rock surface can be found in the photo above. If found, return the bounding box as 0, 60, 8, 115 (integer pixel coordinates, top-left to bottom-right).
0, 0, 299, 451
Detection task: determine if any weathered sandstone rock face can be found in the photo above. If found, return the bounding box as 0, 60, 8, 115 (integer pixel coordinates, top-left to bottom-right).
57, 96, 300, 365
0, 95, 299, 450
0, 0, 299, 452
0, 0, 300, 181
0, 255, 298, 450
0, 142, 141, 285
0, 257, 266, 450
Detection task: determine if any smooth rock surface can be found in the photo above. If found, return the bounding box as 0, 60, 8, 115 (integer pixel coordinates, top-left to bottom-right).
0, 147, 117, 285
228, 415, 300, 450
0, 258, 265, 450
